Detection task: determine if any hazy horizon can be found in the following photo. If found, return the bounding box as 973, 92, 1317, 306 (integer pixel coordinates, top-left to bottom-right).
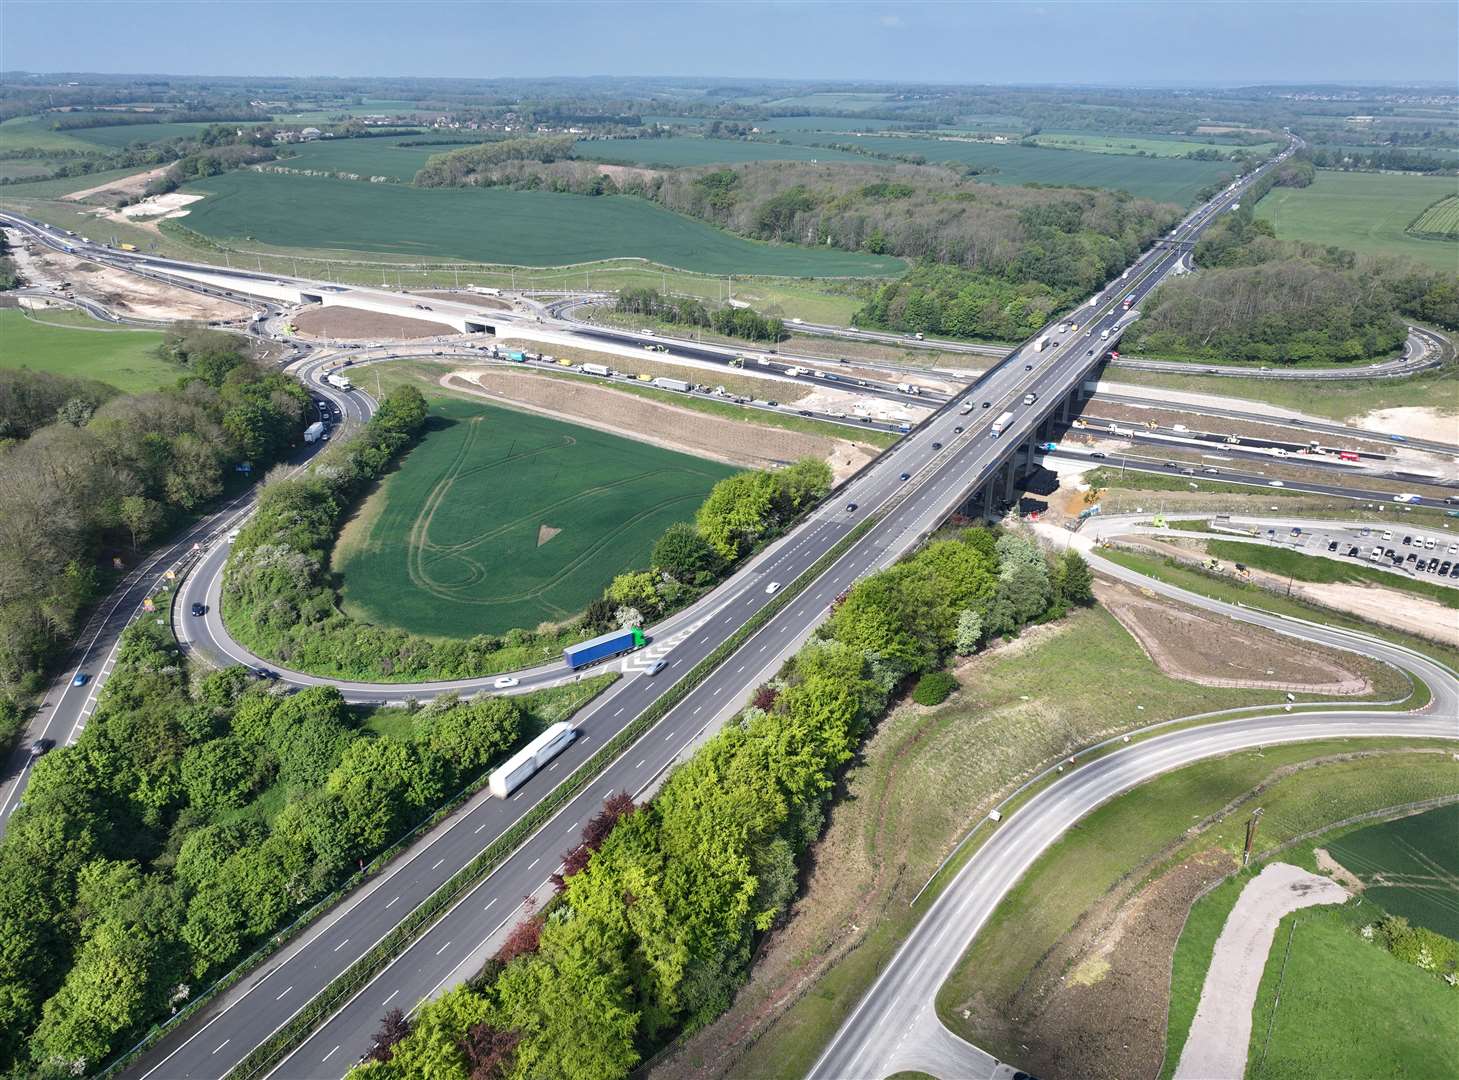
3, 1, 1456, 86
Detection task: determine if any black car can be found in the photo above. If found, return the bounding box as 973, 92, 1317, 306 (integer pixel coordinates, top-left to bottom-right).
1024, 363, 1033, 371
982, 401, 992, 409
1164, 461, 1177, 469
845, 502, 858, 513
1347, 546, 1360, 557
1402, 535, 1413, 545
932, 441, 943, 450
1327, 541, 1339, 552
766, 400, 778, 408
1090, 451, 1106, 459
190, 602, 206, 617
29, 738, 54, 758
252, 667, 278, 681
1440, 561, 1452, 575
954, 425, 964, 433
899, 472, 911, 481
797, 410, 812, 417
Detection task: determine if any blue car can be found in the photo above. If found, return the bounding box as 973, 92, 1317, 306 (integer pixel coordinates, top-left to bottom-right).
72, 672, 89, 687
1390, 434, 1407, 442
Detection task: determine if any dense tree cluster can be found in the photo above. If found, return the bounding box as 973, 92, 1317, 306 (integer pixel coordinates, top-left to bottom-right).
614, 287, 787, 342
0, 608, 528, 1075
1125, 195, 1458, 364
413, 136, 577, 187
349, 529, 1093, 1080
0, 330, 308, 699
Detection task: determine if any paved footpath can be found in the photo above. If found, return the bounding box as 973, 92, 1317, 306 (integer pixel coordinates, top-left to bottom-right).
1174, 862, 1349, 1080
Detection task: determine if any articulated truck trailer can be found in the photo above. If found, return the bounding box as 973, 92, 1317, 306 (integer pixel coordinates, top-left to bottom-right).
488, 722, 577, 798
563, 626, 645, 669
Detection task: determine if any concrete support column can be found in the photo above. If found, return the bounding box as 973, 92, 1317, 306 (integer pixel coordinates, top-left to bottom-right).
1060, 395, 1072, 424
1002, 457, 1018, 504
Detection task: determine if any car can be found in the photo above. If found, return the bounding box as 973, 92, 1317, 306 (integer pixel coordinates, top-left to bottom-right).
932, 442, 943, 450
1390, 434, 1407, 442
1024, 363, 1033, 371
767, 400, 778, 408
1383, 531, 1393, 541
953, 425, 964, 434
1268, 480, 1284, 487
1402, 535, 1413, 545
1449, 544, 1459, 556
1425, 537, 1436, 549
798, 410, 812, 417
899, 472, 911, 481
1180, 468, 1195, 475
846, 502, 858, 513
493, 676, 519, 690
1441, 561, 1453, 576
765, 581, 781, 595
1089, 451, 1106, 459
645, 660, 667, 676
1164, 461, 1177, 469
982, 401, 992, 409
226, 528, 241, 542
252, 667, 278, 681
1327, 541, 1339, 552
1450, 564, 1459, 579
71, 672, 88, 687
30, 738, 54, 758
1203, 467, 1219, 475
1406, 553, 1417, 564
190, 602, 206, 617
1347, 546, 1360, 557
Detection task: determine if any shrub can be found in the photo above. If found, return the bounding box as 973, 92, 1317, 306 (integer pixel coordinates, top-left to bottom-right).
911, 671, 958, 706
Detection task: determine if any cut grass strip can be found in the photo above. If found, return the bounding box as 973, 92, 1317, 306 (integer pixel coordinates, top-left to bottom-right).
1206, 539, 1459, 609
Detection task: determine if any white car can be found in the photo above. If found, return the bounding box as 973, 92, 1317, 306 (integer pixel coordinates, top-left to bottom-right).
1268, 480, 1284, 487
493, 676, 519, 690
765, 581, 781, 595
646, 660, 667, 676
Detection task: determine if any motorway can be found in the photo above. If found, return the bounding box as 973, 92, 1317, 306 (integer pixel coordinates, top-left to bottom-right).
113, 146, 1301, 1078
808, 537, 1459, 1080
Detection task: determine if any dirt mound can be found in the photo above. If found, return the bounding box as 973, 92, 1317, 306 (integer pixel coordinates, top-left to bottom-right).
1096, 579, 1371, 694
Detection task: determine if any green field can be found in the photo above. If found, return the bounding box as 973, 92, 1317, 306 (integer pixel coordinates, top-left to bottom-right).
1205, 540, 1459, 610
1326, 803, 1459, 937
1409, 194, 1459, 240
0, 164, 156, 199
1031, 131, 1278, 159
66, 121, 216, 148
271, 137, 444, 179
178, 169, 904, 276
1255, 169, 1459, 271
578, 136, 865, 167
0, 308, 175, 393
334, 397, 734, 636
774, 133, 1236, 203
0, 115, 98, 153
1246, 905, 1457, 1080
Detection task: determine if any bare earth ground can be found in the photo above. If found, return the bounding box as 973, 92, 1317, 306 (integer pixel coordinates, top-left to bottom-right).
59, 166, 171, 203
1095, 579, 1372, 694
5, 234, 248, 322
445, 367, 877, 481
109, 191, 204, 220
986, 850, 1235, 1080
1355, 406, 1459, 444
1117, 534, 1459, 647
793, 387, 931, 424
290, 306, 454, 340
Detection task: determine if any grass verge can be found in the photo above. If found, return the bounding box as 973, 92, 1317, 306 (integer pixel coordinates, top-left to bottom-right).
1205, 539, 1459, 609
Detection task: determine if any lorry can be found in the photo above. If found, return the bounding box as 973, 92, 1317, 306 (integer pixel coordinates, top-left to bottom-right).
581, 363, 612, 377
896, 383, 921, 396
1034, 335, 1051, 352
1110, 424, 1135, 437
652, 376, 691, 393
1123, 294, 1136, 309
990, 410, 1015, 437
325, 373, 352, 391
563, 626, 645, 670
303, 421, 326, 444
118, 243, 137, 252
505, 350, 527, 362
1338, 451, 1360, 462
1038, 441, 1058, 452
469, 285, 502, 296
488, 722, 577, 798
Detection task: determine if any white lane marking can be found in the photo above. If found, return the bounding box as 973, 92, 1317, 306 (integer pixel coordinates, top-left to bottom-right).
333, 938, 349, 952
212, 1040, 230, 1056
431, 858, 445, 870
527, 857, 539, 871
385, 895, 400, 908
322, 1045, 339, 1063
383, 989, 400, 1005
635, 759, 646, 769
275, 986, 292, 1001
485, 897, 497, 911
475, 822, 488, 834
435, 941, 452, 956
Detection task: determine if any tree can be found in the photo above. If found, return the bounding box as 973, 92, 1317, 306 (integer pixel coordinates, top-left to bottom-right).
954, 608, 983, 654
365, 1007, 413, 1064
605, 571, 661, 615
118, 495, 163, 550
651, 523, 722, 584
1058, 550, 1094, 605
694, 470, 778, 561
180, 736, 261, 813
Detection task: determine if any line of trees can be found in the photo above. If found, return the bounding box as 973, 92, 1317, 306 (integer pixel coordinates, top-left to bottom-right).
0, 330, 309, 702
614, 288, 787, 343
0, 606, 555, 1075
348, 529, 1093, 1080
1124, 193, 1458, 364
413, 135, 577, 187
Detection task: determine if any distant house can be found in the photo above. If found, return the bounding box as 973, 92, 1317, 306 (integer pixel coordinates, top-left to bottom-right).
301, 127, 322, 140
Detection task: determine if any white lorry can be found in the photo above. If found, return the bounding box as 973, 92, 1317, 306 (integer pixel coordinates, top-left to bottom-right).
581, 363, 612, 377
326, 373, 352, 391
303, 421, 326, 443
488, 723, 577, 798
652, 376, 691, 393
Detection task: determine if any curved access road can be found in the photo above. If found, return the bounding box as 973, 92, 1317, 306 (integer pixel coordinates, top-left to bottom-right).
808, 544, 1458, 1080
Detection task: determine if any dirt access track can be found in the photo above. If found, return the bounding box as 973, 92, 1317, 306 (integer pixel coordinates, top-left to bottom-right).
60, 166, 172, 204
1095, 579, 1372, 694
444, 366, 877, 481
290, 305, 454, 341
6, 232, 249, 322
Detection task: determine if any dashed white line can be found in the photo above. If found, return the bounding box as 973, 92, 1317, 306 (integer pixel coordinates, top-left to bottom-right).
485, 897, 497, 911
635, 759, 646, 769
435, 941, 452, 956
333, 938, 349, 952
385, 895, 400, 908
275, 985, 292, 1001
383, 989, 400, 1005
212, 1039, 230, 1056
322, 1044, 340, 1063
431, 857, 445, 870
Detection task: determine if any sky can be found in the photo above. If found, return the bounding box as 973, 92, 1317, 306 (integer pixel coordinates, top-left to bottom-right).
2, 1, 1455, 86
